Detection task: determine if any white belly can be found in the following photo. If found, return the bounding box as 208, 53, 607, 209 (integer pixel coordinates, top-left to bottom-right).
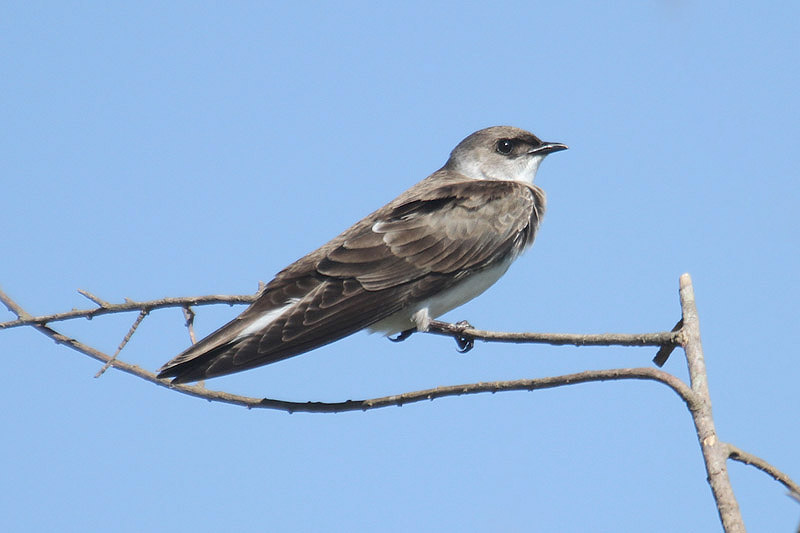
369, 258, 514, 335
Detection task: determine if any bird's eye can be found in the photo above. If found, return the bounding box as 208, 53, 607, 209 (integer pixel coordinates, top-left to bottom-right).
496, 139, 514, 154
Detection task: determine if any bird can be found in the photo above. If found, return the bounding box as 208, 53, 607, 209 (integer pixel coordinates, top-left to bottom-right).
157, 126, 567, 383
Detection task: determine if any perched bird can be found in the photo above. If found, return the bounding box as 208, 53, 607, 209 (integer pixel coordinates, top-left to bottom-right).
157, 126, 566, 383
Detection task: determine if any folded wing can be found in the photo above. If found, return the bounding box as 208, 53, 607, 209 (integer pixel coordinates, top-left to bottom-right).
157, 176, 544, 383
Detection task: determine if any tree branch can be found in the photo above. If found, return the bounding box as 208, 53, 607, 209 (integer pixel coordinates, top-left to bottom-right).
426, 319, 679, 348
0, 288, 681, 352
678, 273, 745, 532
94, 308, 148, 378
0, 287, 694, 412
0, 290, 256, 330
77, 288, 112, 307
2, 276, 797, 532
726, 443, 800, 498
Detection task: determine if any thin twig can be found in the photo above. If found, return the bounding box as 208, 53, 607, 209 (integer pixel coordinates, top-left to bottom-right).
0, 288, 680, 349
426, 319, 678, 348
95, 309, 149, 378
0, 292, 256, 329
726, 443, 800, 498
254, 367, 696, 413
77, 289, 111, 307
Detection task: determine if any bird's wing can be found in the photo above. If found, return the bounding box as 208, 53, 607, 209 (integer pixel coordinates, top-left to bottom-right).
158, 178, 543, 383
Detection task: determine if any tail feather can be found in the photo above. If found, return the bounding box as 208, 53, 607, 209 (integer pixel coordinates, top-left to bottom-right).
156, 313, 253, 383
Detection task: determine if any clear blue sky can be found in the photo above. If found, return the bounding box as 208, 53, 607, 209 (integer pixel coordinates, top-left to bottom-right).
2, 2, 798, 532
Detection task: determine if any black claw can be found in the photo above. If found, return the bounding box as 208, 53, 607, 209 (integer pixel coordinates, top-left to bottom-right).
389, 328, 416, 343
455, 336, 474, 353
453, 320, 474, 353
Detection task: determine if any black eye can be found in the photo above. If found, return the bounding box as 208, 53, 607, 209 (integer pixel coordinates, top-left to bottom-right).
496, 139, 514, 154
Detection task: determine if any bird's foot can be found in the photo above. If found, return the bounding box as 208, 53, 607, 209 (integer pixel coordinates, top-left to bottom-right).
389, 328, 416, 343
453, 320, 475, 353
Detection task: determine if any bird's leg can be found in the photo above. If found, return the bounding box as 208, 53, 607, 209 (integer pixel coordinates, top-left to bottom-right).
389, 328, 416, 343
412, 308, 432, 332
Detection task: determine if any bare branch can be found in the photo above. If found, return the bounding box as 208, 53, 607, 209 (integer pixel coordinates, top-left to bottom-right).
16, 321, 700, 412
95, 309, 149, 378
255, 367, 696, 413
0, 291, 256, 330
726, 443, 800, 498
0, 286, 34, 323
0, 287, 694, 413
3, 277, 798, 530
77, 288, 111, 307
427, 319, 679, 348
0, 288, 680, 352
678, 273, 745, 532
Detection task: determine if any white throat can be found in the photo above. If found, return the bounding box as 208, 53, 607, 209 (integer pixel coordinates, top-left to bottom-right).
456, 154, 546, 183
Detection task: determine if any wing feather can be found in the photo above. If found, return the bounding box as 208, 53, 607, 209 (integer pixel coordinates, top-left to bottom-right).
157, 176, 545, 383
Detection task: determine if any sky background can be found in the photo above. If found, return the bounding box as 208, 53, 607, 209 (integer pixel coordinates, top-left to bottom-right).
2, 2, 799, 532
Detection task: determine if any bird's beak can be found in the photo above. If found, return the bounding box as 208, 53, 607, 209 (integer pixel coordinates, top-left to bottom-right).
529, 142, 568, 155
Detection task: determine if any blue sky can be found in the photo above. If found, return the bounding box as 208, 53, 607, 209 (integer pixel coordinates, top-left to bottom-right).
2, 2, 799, 531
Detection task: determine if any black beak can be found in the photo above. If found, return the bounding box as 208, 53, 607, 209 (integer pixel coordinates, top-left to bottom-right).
529, 142, 568, 155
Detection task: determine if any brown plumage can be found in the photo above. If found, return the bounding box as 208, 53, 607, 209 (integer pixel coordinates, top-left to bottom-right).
157, 126, 565, 383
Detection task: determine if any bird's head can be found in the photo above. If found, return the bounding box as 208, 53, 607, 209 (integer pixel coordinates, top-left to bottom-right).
445, 126, 567, 183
